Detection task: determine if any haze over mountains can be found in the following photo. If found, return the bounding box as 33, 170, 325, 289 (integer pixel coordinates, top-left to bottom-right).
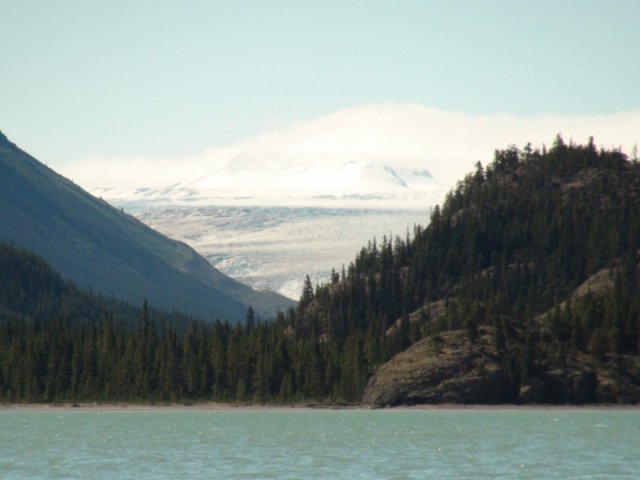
65, 104, 640, 196
88, 107, 453, 210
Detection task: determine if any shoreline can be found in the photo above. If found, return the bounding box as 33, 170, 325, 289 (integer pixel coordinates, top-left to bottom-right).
0, 402, 356, 412
1, 402, 639, 412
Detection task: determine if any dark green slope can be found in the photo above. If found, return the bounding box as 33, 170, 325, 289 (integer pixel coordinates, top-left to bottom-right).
0, 241, 70, 320
0, 241, 184, 326
0, 130, 293, 322
292, 137, 640, 405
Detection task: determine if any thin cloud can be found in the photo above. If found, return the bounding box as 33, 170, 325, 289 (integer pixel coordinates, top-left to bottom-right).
62, 104, 640, 191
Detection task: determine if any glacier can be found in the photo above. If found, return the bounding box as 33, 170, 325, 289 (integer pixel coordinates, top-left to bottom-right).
95, 156, 447, 300
106, 202, 433, 300
92, 155, 450, 299
83, 105, 489, 299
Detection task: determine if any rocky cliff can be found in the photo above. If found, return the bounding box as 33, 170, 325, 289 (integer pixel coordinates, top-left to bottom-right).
362, 326, 640, 407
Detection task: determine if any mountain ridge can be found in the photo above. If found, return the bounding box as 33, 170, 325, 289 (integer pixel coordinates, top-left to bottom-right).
0, 130, 294, 322
91, 155, 444, 211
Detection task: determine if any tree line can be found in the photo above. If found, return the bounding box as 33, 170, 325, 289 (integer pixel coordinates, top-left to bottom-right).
0, 301, 412, 404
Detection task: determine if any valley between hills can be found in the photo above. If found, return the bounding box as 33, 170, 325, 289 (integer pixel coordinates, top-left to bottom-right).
1, 130, 639, 406
104, 203, 433, 300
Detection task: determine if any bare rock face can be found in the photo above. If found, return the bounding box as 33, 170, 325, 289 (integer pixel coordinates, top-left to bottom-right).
363, 326, 640, 407
362, 328, 510, 407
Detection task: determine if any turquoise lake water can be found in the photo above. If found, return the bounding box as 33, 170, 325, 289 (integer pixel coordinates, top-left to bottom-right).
1, 409, 638, 479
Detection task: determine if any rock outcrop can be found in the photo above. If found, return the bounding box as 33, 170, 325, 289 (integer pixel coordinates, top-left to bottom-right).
362, 327, 640, 407
363, 328, 510, 407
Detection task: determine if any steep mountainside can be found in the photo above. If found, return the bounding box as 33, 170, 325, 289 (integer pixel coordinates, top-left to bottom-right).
0, 130, 293, 322
0, 241, 197, 329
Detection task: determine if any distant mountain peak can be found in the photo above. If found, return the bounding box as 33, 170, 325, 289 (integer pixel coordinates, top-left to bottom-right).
0, 130, 13, 147
412, 169, 433, 179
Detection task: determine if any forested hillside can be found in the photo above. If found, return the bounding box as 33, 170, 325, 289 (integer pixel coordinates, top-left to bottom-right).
299, 136, 640, 404
1, 137, 639, 405
0, 242, 196, 327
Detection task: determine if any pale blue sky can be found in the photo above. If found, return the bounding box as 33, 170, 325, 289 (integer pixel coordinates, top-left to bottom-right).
1, 0, 639, 169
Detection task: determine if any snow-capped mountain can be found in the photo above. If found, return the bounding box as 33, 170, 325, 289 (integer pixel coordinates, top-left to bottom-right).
74, 104, 491, 202
66, 103, 640, 194
183, 157, 426, 192
94, 148, 445, 299
92, 118, 452, 210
